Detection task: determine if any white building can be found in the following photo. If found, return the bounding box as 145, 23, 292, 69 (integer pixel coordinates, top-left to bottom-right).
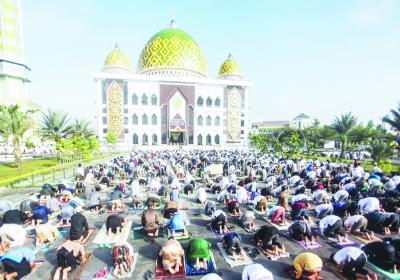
289, 113, 316, 129
93, 19, 252, 146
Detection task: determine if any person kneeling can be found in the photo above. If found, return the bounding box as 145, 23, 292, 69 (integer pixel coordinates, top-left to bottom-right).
141, 203, 161, 237
1, 247, 36, 280
288, 219, 316, 246
331, 247, 377, 280
226, 199, 241, 216
319, 215, 349, 243
240, 210, 256, 231
106, 214, 126, 236
292, 252, 322, 279
54, 239, 86, 280
254, 225, 286, 257
222, 232, 245, 261
159, 238, 184, 275
211, 210, 228, 234
188, 238, 212, 271
112, 242, 134, 278
167, 212, 186, 238
35, 224, 59, 247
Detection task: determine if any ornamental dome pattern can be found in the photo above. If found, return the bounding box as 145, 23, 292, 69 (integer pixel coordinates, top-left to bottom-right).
218, 54, 242, 80
103, 45, 131, 73
137, 23, 207, 78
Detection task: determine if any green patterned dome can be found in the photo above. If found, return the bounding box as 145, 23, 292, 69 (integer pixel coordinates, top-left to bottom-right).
218, 54, 242, 80
103, 44, 131, 72
137, 21, 208, 78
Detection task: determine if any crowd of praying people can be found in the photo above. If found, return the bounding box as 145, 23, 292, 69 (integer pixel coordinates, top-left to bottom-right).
0, 148, 397, 280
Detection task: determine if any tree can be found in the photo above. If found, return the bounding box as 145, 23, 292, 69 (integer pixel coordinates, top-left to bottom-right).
330, 112, 358, 158
105, 131, 118, 146
68, 119, 95, 138
367, 139, 395, 162
383, 103, 400, 132
0, 105, 34, 170
40, 109, 70, 142
56, 135, 99, 159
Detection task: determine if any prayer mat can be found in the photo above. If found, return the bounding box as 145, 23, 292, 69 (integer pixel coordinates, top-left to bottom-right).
216, 242, 253, 268
327, 238, 358, 249
114, 252, 138, 279
281, 232, 322, 249
155, 255, 186, 279
133, 226, 163, 240
185, 251, 217, 276
367, 261, 400, 280
352, 234, 381, 244
50, 253, 92, 280
207, 224, 229, 238
256, 246, 290, 260
243, 226, 258, 233
166, 227, 190, 240
92, 221, 132, 246
262, 217, 292, 230
324, 260, 353, 280
243, 247, 260, 260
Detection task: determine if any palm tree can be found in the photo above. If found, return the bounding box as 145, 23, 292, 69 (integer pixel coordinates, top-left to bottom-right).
0, 105, 34, 170
330, 112, 358, 158
383, 104, 400, 132
68, 119, 95, 138
367, 139, 394, 163
40, 109, 70, 142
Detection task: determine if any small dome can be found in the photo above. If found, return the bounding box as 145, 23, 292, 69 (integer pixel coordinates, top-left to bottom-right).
103, 44, 131, 73
218, 54, 242, 80
137, 20, 208, 78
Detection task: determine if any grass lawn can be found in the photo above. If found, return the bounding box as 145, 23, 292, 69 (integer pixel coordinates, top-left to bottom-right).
305, 155, 400, 173
0, 157, 60, 181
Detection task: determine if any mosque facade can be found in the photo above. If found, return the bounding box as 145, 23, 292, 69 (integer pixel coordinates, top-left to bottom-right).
93, 19, 252, 146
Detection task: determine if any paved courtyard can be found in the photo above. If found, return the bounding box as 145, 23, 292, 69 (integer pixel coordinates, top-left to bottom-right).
3, 178, 397, 280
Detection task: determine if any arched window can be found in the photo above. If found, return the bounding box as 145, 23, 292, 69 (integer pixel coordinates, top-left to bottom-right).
161, 115, 167, 125
215, 134, 220, 144
206, 97, 212, 107
142, 114, 148, 125
152, 134, 158, 145
124, 91, 128, 105
197, 115, 203, 126
206, 116, 211, 126
197, 97, 203, 106
142, 94, 148, 105
132, 94, 138, 105
132, 114, 138, 125
197, 134, 203, 145
142, 134, 148, 145
215, 97, 221, 107
151, 114, 157, 125
151, 94, 157, 106
132, 133, 138, 144
214, 116, 220, 126
206, 134, 212, 145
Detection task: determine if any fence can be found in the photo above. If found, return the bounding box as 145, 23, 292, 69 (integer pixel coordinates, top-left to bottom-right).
0, 152, 121, 195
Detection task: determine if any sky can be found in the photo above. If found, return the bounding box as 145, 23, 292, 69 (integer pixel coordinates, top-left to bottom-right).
21, 0, 400, 126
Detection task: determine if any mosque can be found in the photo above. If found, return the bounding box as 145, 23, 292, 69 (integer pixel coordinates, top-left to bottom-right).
93, 19, 252, 147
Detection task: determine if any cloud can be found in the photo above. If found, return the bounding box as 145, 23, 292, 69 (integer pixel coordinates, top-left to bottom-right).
352, 0, 399, 25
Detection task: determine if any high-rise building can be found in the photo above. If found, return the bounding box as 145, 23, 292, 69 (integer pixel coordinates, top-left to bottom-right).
0, 0, 30, 105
